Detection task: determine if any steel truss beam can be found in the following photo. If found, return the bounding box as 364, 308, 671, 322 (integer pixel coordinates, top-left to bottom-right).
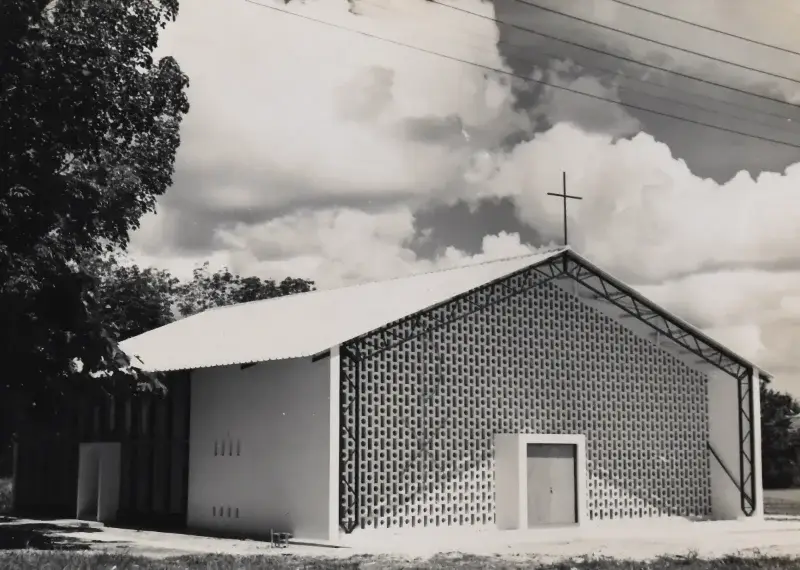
560, 252, 757, 518
561, 254, 749, 379
737, 370, 757, 516
337, 251, 759, 532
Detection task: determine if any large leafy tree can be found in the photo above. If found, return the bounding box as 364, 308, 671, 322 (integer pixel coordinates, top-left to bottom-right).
175, 262, 315, 318
0, 0, 190, 420
761, 383, 800, 489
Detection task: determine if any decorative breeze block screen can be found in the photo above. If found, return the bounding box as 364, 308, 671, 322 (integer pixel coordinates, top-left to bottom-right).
341, 279, 711, 530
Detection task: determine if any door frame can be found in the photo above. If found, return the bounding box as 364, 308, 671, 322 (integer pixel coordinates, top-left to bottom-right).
494, 433, 587, 530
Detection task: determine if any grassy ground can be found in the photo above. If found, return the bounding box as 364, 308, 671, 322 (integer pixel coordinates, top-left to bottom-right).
0, 553, 798, 570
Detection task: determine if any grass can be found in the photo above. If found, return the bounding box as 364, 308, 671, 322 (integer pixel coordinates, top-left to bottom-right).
764, 488, 800, 516
0, 477, 11, 515
0, 553, 799, 570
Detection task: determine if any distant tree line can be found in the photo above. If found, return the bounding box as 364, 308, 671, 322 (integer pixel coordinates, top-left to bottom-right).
84, 252, 315, 343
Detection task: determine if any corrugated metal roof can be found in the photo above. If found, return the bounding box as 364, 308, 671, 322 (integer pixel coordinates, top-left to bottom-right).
120, 247, 567, 372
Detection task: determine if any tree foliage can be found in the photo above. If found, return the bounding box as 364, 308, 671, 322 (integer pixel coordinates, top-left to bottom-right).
761, 383, 800, 489
82, 253, 316, 335
81, 251, 179, 342
0, 0, 190, 417
0, 249, 314, 469
174, 262, 315, 318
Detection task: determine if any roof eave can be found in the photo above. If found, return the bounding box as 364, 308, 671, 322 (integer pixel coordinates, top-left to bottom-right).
562, 249, 771, 380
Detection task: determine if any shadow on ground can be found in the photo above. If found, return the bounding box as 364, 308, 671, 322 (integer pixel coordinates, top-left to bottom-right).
0, 519, 103, 550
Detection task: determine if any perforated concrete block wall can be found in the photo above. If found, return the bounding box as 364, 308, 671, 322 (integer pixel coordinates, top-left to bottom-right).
341, 279, 711, 530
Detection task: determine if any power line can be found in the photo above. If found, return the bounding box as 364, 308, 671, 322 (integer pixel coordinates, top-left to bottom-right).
604, 0, 800, 58
243, 0, 800, 151
428, 0, 800, 112
496, 44, 800, 138
510, 0, 800, 85
496, 40, 800, 134
369, 0, 800, 127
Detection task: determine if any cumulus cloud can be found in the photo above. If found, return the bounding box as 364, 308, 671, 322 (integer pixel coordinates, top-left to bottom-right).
467, 120, 800, 390
530, 60, 642, 136
187, 207, 541, 289
480, 123, 800, 282
127, 0, 800, 394
146, 0, 529, 216
497, 0, 800, 101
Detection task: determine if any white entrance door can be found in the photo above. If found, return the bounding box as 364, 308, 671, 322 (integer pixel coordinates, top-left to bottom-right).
526, 443, 577, 527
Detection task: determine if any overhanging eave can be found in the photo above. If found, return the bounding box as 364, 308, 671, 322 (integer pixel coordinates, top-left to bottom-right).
559, 250, 768, 381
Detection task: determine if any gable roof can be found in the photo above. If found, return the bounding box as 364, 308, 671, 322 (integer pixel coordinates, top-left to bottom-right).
120, 247, 565, 372
120, 247, 770, 380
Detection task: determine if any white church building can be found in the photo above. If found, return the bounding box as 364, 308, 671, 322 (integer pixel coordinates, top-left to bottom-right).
118, 246, 766, 542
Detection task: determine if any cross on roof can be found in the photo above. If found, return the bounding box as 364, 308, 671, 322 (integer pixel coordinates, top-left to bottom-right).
547, 172, 582, 247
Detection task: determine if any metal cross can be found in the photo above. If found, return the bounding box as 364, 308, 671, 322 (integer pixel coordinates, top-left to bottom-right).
547, 172, 582, 246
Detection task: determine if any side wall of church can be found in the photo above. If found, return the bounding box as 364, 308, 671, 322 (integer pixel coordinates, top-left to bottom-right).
344, 278, 711, 530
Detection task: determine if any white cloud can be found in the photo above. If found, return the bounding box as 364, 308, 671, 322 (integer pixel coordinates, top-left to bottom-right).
212, 208, 545, 289
443, 231, 541, 263
635, 270, 800, 371
127, 0, 800, 396
480, 123, 800, 282
131, 206, 546, 297
510, 0, 800, 101
215, 206, 423, 286
148, 0, 529, 211
471, 121, 800, 391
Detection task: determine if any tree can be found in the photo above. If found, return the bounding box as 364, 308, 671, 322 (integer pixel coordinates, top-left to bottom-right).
81, 251, 179, 342
82, 252, 317, 335
0, 0, 190, 419
174, 263, 316, 318
760, 383, 800, 489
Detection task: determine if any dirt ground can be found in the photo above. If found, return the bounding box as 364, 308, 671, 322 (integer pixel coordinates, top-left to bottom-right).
2, 515, 800, 563
0, 487, 798, 562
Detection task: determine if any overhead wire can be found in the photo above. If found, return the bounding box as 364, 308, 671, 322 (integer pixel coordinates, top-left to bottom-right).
496, 41, 800, 134
243, 0, 800, 151
426, 0, 800, 112
508, 0, 800, 85
495, 44, 800, 138
602, 0, 800, 58
366, 0, 800, 130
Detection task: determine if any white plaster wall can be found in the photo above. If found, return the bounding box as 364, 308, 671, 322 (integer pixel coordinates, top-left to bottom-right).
187, 355, 337, 541
494, 435, 519, 530
76, 442, 121, 524
707, 370, 744, 519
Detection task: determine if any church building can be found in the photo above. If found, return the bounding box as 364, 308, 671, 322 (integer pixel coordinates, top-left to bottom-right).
33, 247, 765, 542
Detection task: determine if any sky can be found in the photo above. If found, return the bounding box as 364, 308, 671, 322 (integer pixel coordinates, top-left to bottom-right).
126, 0, 800, 396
